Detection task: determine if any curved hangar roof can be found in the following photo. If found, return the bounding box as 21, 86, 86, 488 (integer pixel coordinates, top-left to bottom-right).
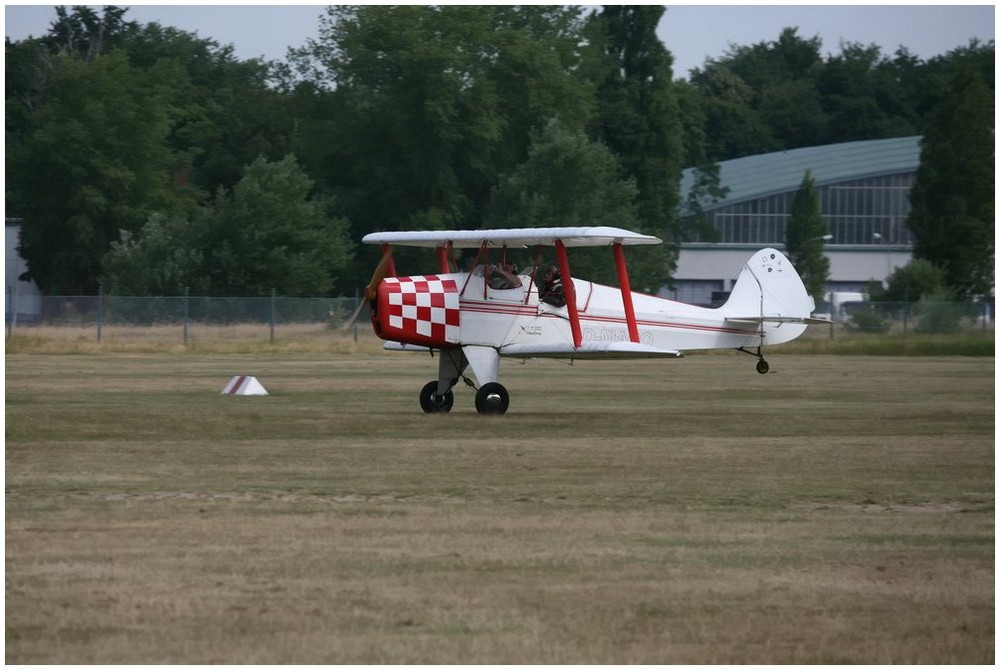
681, 135, 921, 208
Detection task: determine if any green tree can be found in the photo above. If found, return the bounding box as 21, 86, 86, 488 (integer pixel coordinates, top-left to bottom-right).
103, 156, 354, 296
5, 38, 51, 140
485, 6, 596, 174
6, 7, 141, 150
207, 155, 353, 296
102, 213, 209, 295
8, 51, 179, 293
873, 47, 925, 135
672, 79, 707, 166
913, 40, 995, 131
907, 65, 994, 299
784, 169, 830, 301
484, 120, 642, 286
41, 5, 136, 62
673, 78, 727, 243
869, 258, 949, 303
815, 41, 935, 141
121, 19, 294, 196
588, 5, 683, 288
686, 63, 777, 160
6, 6, 304, 294
285, 4, 593, 257
678, 163, 727, 243
288, 5, 497, 238
691, 28, 827, 154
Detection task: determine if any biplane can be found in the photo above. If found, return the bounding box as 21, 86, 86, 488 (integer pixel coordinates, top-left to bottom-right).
352, 226, 827, 414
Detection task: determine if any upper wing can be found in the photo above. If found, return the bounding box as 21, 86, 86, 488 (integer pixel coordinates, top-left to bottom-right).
362, 226, 661, 249
499, 342, 683, 360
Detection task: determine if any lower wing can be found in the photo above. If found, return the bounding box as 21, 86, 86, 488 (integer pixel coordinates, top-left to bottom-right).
382, 341, 684, 359
726, 315, 833, 325
499, 342, 683, 360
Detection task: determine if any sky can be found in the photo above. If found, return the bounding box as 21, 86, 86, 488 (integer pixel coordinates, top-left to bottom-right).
3, 3, 996, 78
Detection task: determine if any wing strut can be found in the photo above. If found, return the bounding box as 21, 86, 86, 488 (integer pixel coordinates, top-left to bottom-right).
364, 246, 395, 300
436, 241, 452, 274
523, 245, 543, 305
381, 244, 397, 278
613, 242, 640, 344
554, 239, 582, 349
460, 241, 488, 298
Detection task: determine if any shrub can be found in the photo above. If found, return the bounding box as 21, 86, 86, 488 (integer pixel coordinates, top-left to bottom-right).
848, 306, 890, 333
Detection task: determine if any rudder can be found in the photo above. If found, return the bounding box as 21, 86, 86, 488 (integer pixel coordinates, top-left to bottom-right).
720, 248, 816, 345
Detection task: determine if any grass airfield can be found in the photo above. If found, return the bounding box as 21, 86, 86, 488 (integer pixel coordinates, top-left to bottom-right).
5, 340, 995, 663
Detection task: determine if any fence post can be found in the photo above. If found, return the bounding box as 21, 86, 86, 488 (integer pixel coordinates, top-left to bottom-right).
6, 285, 14, 338
97, 284, 104, 343
270, 288, 276, 344
183, 286, 190, 346
9, 255, 20, 338
355, 289, 362, 342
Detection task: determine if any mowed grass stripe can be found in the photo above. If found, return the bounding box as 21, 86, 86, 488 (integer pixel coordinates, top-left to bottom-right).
5, 353, 994, 663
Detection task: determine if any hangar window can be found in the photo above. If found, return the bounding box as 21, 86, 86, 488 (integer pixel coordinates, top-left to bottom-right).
698, 171, 915, 246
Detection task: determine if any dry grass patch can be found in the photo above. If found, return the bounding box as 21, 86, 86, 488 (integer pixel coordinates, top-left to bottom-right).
5, 352, 994, 663
4, 323, 384, 355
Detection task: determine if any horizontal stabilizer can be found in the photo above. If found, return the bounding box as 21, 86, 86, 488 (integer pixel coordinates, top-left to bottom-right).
500, 342, 683, 360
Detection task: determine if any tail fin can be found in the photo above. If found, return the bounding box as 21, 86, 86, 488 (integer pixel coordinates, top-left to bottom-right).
719, 248, 825, 345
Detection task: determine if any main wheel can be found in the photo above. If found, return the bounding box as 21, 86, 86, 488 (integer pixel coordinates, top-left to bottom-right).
419, 381, 454, 413
756, 359, 770, 375
474, 382, 509, 415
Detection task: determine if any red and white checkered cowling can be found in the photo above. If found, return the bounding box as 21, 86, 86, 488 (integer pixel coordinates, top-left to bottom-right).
373, 275, 461, 348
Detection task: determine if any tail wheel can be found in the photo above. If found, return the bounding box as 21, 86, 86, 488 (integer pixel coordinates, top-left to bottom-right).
738, 346, 771, 375
475, 382, 509, 415
419, 381, 454, 413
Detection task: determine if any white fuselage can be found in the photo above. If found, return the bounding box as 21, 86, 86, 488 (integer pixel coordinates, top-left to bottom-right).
457, 270, 772, 353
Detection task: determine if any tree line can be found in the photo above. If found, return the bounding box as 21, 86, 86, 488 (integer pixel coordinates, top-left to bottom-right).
5, 5, 994, 299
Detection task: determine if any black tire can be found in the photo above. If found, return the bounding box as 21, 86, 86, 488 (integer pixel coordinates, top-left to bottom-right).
419, 381, 454, 413
756, 359, 770, 375
475, 382, 509, 415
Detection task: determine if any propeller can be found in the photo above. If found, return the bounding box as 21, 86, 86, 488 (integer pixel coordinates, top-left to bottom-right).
342, 249, 393, 330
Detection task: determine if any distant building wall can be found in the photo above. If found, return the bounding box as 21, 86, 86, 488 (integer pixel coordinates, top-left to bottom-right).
6, 220, 43, 321
665, 244, 911, 304
671, 137, 919, 305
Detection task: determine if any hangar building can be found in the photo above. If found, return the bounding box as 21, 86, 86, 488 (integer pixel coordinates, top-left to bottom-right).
669, 136, 920, 305
5, 218, 42, 322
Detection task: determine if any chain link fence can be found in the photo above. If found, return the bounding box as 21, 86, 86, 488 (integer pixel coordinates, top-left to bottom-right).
5, 294, 365, 343
5, 294, 993, 343
827, 300, 993, 335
